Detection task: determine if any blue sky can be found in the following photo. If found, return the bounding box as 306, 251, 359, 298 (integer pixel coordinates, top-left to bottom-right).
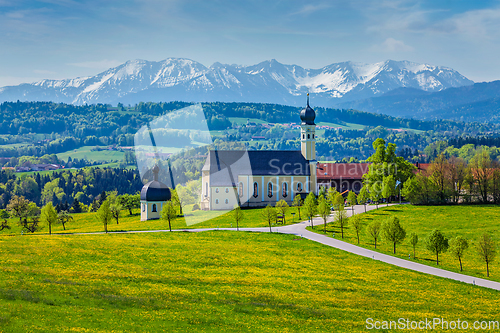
1, 0, 500, 86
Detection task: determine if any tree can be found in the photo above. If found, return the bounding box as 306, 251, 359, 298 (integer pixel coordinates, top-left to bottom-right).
449, 236, 468, 272
381, 175, 396, 206
118, 194, 140, 215
71, 198, 82, 213
409, 232, 418, 259
469, 149, 492, 203
275, 200, 289, 224
261, 204, 276, 233
96, 199, 112, 233
160, 201, 177, 232
57, 210, 73, 231
381, 216, 406, 254
292, 195, 303, 220
335, 206, 348, 238
370, 182, 382, 209
357, 186, 369, 213
170, 189, 184, 216
108, 192, 123, 225
317, 195, 330, 233
232, 205, 244, 231
366, 220, 381, 249
0, 209, 10, 231
428, 154, 451, 203
326, 187, 339, 208
40, 202, 58, 235
477, 233, 496, 277
303, 192, 317, 229
6, 195, 30, 222
346, 191, 357, 213
333, 192, 344, 211
425, 229, 449, 265
350, 215, 362, 244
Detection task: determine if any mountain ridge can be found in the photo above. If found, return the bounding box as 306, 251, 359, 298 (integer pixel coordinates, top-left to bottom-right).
0, 58, 473, 106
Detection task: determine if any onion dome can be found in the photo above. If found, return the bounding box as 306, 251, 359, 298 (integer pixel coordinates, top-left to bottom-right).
300, 93, 316, 125
140, 165, 171, 201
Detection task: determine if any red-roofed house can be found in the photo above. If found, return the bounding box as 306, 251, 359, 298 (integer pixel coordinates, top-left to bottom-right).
316, 163, 371, 194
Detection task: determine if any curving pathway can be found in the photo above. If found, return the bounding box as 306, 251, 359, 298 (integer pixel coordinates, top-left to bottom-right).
63, 204, 500, 292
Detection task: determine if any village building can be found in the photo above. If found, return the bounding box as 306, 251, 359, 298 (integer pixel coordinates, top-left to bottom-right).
201, 95, 318, 210
140, 165, 171, 221
316, 163, 371, 194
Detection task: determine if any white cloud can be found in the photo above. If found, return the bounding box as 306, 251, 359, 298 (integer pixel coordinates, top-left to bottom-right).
289, 3, 332, 16
372, 38, 414, 52
68, 59, 122, 70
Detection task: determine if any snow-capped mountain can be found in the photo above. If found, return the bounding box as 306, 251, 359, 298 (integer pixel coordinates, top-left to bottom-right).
0, 58, 473, 106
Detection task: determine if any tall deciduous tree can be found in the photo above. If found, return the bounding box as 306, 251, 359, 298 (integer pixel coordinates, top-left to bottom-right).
477, 233, 496, 277
346, 191, 357, 213
382, 175, 396, 206
409, 232, 418, 259
7, 195, 31, 222
275, 200, 289, 224
327, 187, 339, 208
350, 215, 362, 244
0, 209, 10, 230
292, 195, 303, 220
449, 236, 469, 272
366, 220, 381, 249
118, 194, 140, 215
335, 206, 348, 239
469, 150, 492, 203
232, 205, 244, 231
425, 229, 449, 265
357, 186, 369, 213
381, 216, 406, 254
97, 199, 112, 233
303, 192, 317, 229
40, 202, 58, 235
57, 210, 73, 231
317, 195, 330, 234
370, 182, 382, 209
261, 204, 276, 233
160, 201, 177, 232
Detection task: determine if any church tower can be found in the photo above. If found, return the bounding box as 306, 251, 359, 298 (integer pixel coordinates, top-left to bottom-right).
300, 94, 317, 194
300, 93, 316, 160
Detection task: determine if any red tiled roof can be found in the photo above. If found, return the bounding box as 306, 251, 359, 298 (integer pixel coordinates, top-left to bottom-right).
317, 163, 371, 180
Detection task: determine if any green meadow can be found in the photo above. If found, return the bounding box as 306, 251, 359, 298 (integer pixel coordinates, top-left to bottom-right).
0, 205, 302, 235
56, 146, 125, 163
310, 205, 500, 282
0, 231, 499, 332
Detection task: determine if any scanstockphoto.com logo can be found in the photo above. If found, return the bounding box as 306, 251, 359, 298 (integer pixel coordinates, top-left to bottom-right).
366, 318, 500, 330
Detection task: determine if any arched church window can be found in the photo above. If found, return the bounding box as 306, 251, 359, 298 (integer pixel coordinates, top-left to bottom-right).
152, 204, 157, 212
225, 188, 229, 193
239, 182, 244, 197
297, 182, 302, 192
215, 188, 219, 193
307, 134, 310, 139
215, 199, 219, 204
225, 199, 229, 204
282, 182, 288, 198
268, 182, 273, 198
302, 134, 305, 139
313, 134, 315, 139
253, 182, 259, 198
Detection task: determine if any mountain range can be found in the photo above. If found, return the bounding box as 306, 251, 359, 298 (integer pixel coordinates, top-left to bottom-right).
0, 58, 473, 107
335, 81, 500, 123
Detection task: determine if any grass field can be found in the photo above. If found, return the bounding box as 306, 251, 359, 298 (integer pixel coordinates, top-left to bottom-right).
57, 146, 125, 163
0, 205, 302, 235
308, 205, 500, 282
0, 231, 499, 332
